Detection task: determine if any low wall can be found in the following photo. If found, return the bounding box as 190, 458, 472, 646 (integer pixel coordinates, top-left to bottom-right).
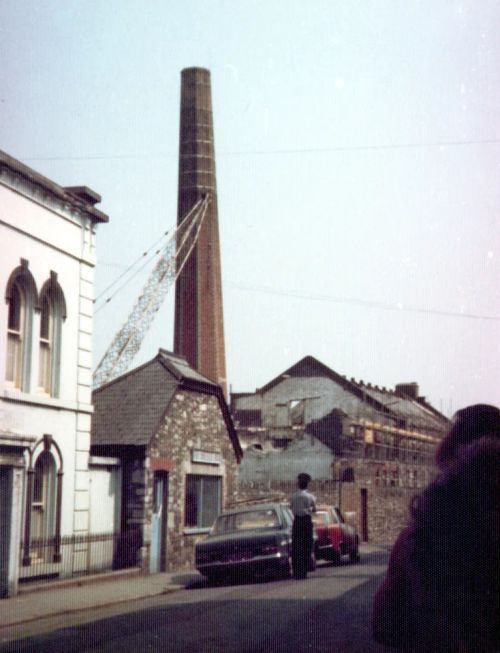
236, 456, 433, 545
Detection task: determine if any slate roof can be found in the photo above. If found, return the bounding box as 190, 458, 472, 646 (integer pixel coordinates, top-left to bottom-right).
92, 349, 242, 460
232, 355, 449, 435
257, 355, 393, 417
355, 382, 447, 433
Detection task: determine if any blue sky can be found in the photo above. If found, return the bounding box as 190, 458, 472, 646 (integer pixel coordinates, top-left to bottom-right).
2, 0, 499, 414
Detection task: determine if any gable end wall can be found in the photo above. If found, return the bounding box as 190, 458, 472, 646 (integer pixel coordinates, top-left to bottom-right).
146, 390, 238, 570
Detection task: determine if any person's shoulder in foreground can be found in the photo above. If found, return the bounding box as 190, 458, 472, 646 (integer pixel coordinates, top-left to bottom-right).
372, 403, 500, 652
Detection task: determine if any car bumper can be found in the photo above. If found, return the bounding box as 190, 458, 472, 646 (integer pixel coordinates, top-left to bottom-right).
197, 551, 290, 576
315, 543, 336, 559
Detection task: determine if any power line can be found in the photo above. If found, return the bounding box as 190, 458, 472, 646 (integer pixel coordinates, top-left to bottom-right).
225, 282, 500, 321
94, 229, 171, 304
19, 138, 500, 162
94, 248, 162, 314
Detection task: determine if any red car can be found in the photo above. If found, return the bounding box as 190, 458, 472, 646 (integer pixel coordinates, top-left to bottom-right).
312, 505, 360, 564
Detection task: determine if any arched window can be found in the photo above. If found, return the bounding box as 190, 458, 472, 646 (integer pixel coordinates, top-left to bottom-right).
6, 281, 25, 386
38, 294, 55, 393
31, 450, 57, 544
22, 435, 63, 567
38, 273, 66, 397
5, 261, 37, 391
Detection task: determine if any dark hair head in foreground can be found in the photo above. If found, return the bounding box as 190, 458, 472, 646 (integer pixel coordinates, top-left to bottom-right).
410, 436, 500, 650
435, 403, 500, 469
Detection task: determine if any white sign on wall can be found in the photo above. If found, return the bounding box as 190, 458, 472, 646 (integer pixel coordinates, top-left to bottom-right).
191, 450, 222, 465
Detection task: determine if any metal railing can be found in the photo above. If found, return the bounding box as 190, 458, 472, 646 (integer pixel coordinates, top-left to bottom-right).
19, 529, 141, 584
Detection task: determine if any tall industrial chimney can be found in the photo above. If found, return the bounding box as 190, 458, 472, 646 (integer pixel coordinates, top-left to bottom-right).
173, 67, 227, 395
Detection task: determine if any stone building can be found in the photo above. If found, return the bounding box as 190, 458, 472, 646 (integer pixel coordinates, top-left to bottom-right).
0, 149, 108, 596
91, 349, 242, 572
231, 355, 449, 544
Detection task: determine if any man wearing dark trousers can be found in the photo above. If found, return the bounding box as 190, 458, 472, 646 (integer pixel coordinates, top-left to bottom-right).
290, 473, 316, 579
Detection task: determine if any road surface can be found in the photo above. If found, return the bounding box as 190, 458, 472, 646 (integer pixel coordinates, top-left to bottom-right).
0, 547, 390, 653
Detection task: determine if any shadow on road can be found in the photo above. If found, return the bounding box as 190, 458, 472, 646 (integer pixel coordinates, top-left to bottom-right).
183, 546, 390, 590
0, 548, 390, 653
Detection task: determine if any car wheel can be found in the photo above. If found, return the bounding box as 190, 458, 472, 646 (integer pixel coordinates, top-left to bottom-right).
349, 539, 361, 563
349, 550, 360, 563
278, 557, 292, 579
330, 550, 341, 565
205, 571, 221, 584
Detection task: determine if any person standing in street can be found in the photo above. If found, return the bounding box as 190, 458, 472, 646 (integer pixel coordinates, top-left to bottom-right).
290, 472, 316, 579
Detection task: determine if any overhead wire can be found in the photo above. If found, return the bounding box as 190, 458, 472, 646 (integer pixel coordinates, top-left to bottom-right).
94, 229, 171, 304
224, 282, 500, 322
94, 247, 164, 314
20, 138, 500, 162
95, 256, 500, 321
94, 196, 207, 316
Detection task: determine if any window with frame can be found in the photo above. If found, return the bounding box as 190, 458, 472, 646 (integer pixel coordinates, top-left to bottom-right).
6, 263, 37, 392
184, 475, 221, 529
37, 279, 65, 397
38, 294, 54, 393
6, 281, 25, 387
30, 451, 57, 552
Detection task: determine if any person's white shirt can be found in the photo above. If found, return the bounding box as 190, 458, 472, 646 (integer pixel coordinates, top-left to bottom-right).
290, 489, 316, 517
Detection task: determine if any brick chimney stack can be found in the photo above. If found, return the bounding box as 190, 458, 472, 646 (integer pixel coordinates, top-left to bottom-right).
395, 383, 419, 400
173, 67, 227, 395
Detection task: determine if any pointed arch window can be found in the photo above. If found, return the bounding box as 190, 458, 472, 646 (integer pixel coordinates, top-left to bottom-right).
31, 451, 57, 545
6, 281, 25, 386
38, 294, 55, 393
22, 436, 63, 566
38, 273, 66, 397
5, 261, 37, 391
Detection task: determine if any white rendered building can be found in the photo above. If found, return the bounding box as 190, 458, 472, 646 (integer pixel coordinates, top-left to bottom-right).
0, 149, 108, 597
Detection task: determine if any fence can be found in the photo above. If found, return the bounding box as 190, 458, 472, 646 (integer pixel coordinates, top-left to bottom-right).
19, 529, 141, 584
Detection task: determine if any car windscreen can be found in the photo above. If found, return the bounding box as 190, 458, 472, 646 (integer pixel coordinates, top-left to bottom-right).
213, 509, 280, 534
311, 511, 330, 526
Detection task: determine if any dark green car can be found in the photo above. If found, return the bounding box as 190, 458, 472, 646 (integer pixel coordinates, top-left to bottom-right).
195, 502, 316, 583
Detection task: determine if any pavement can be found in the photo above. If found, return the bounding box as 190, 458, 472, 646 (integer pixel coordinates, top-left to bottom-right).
0, 567, 201, 630
0, 544, 387, 631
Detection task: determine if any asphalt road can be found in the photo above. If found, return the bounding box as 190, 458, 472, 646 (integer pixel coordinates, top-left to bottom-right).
0, 548, 390, 653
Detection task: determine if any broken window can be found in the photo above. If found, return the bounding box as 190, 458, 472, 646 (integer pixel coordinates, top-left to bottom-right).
289, 399, 305, 425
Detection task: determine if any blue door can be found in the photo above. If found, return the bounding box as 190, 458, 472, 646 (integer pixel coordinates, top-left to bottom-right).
150, 473, 168, 573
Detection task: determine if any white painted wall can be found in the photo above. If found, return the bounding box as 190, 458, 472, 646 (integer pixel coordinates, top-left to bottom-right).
88, 464, 122, 534
0, 160, 106, 594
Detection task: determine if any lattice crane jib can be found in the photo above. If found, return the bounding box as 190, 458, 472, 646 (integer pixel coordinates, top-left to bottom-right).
92, 195, 211, 389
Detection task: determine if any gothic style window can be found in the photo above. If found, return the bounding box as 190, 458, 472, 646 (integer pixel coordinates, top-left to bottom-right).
31, 451, 57, 545
6, 281, 25, 387
22, 436, 63, 567
38, 274, 66, 397
38, 294, 54, 393
5, 262, 37, 391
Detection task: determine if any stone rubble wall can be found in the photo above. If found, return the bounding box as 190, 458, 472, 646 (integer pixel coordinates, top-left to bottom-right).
237, 456, 435, 545
147, 390, 239, 571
